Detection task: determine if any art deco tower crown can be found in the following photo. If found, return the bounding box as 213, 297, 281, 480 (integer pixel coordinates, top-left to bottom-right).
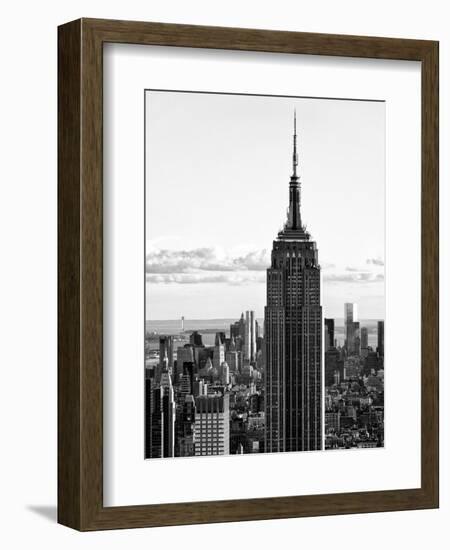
279, 111, 310, 241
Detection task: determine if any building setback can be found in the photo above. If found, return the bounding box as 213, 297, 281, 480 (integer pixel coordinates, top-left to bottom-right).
264, 113, 323, 453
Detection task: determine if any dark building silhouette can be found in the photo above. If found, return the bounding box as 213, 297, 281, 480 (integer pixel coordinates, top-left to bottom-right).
377, 320, 384, 357
264, 113, 323, 453
324, 318, 335, 351
159, 335, 174, 370
145, 368, 163, 459
160, 354, 175, 457
230, 313, 246, 352
182, 361, 195, 395
175, 344, 194, 382
360, 326, 369, 358
364, 350, 382, 376
344, 303, 360, 355
175, 392, 196, 457
215, 332, 226, 346
325, 347, 344, 386
189, 331, 204, 347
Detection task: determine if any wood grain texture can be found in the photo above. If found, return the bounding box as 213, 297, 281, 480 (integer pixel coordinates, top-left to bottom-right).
57, 19, 82, 530
420, 40, 439, 508
57, 18, 439, 531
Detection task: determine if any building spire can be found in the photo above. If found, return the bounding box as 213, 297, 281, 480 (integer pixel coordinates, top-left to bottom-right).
277, 110, 309, 240
285, 110, 302, 231
293, 109, 298, 177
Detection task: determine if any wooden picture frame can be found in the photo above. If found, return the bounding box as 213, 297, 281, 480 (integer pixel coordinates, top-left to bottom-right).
58, 18, 439, 531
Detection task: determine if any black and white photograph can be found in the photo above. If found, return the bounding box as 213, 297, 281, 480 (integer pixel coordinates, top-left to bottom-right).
144, 90, 385, 459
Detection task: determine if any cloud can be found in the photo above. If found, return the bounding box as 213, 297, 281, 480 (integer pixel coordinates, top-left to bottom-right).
366, 258, 384, 266
324, 272, 384, 283
146, 247, 270, 275
145, 246, 385, 286
146, 246, 269, 285
146, 272, 266, 286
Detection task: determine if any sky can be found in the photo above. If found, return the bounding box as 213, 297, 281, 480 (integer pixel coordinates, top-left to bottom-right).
145, 90, 385, 321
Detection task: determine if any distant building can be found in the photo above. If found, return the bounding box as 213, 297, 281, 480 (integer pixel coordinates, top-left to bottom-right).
230, 313, 246, 350
344, 356, 360, 379
194, 393, 230, 456
324, 318, 335, 351
377, 320, 384, 357
175, 394, 196, 457
366, 375, 383, 392
159, 335, 174, 373
364, 351, 381, 376
244, 311, 257, 363
181, 361, 195, 395
220, 361, 230, 385
353, 322, 361, 356
160, 355, 175, 457
325, 348, 344, 386
193, 378, 207, 397
197, 346, 213, 370
144, 369, 163, 459
189, 331, 203, 347
360, 327, 369, 358
325, 411, 341, 432
225, 350, 239, 373
176, 345, 194, 382
344, 303, 360, 355
215, 332, 226, 346
213, 336, 225, 370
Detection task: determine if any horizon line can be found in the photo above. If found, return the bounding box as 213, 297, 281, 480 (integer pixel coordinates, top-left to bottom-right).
145, 316, 385, 322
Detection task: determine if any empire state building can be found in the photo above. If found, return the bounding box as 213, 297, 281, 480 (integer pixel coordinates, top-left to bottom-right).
264, 113, 323, 453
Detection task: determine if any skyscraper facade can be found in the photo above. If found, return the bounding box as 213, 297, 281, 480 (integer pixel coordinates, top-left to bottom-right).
360, 326, 368, 348
176, 345, 194, 382
160, 356, 175, 457
360, 326, 369, 358
194, 394, 230, 456
159, 335, 174, 369
144, 369, 163, 459
230, 313, 246, 349
264, 113, 323, 453
189, 331, 203, 347
213, 333, 225, 370
377, 320, 384, 357
344, 303, 360, 355
244, 310, 257, 363
324, 318, 335, 351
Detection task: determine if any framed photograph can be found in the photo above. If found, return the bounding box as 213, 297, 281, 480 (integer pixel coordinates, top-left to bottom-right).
58, 18, 439, 530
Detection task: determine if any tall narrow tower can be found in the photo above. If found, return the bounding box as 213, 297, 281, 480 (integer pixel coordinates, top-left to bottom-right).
160, 352, 175, 457
264, 112, 323, 453
344, 303, 359, 355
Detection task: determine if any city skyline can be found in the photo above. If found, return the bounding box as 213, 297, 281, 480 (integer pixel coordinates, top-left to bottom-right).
145, 90, 385, 320
146, 301, 384, 458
